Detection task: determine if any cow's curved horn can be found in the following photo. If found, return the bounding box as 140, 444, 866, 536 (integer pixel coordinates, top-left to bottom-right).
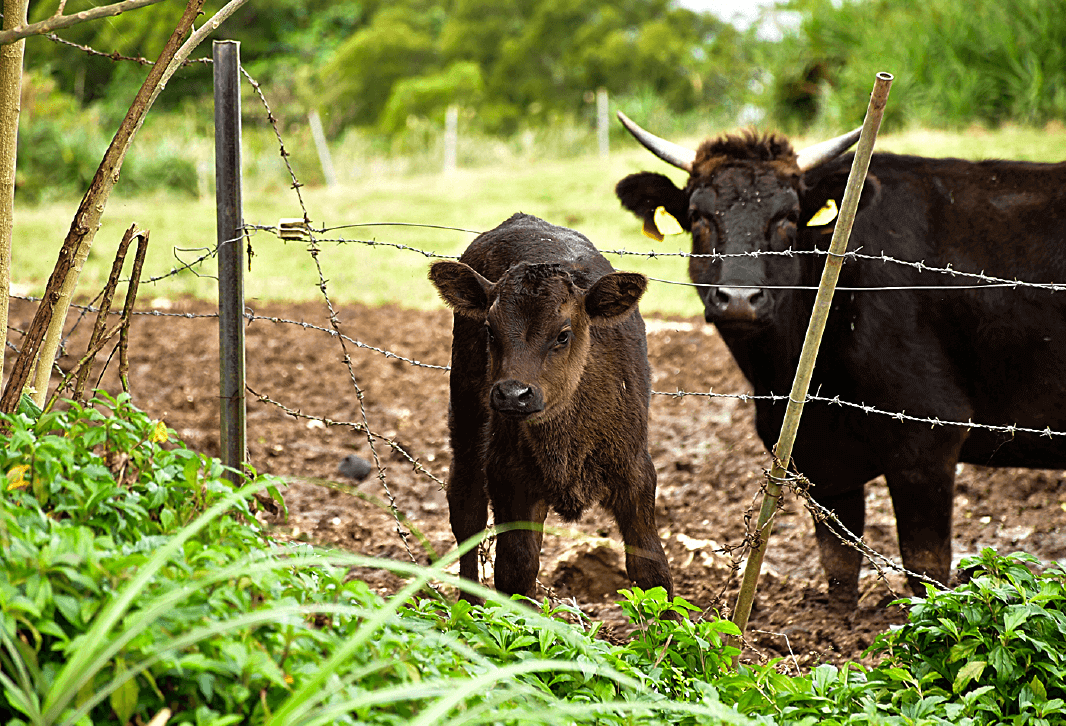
617, 111, 695, 173
795, 126, 863, 172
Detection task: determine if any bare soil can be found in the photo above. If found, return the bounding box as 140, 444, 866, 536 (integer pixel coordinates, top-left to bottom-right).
10, 296, 1065, 669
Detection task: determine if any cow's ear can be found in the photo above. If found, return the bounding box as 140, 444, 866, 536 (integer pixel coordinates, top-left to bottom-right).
800, 169, 882, 230
429, 260, 494, 318
585, 272, 647, 325
615, 172, 691, 241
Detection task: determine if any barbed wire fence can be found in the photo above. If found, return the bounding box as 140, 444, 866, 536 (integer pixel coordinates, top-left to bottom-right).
9, 36, 1066, 633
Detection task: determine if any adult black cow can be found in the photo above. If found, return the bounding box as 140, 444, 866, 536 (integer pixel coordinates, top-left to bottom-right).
615, 111, 1066, 605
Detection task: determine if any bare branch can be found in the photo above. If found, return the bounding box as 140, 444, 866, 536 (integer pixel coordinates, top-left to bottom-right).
0, 0, 166, 45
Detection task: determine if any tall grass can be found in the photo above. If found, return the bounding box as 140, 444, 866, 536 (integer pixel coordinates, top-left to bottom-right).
795, 0, 1066, 130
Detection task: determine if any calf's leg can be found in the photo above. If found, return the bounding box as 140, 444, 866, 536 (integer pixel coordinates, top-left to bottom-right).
446, 461, 489, 603
492, 496, 550, 599
609, 459, 673, 598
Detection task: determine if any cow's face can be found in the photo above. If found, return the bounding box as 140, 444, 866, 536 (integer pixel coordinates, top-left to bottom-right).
685, 164, 804, 333
429, 260, 646, 423
615, 114, 862, 337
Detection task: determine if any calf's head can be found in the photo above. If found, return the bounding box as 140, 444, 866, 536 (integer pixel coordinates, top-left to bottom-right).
430, 260, 647, 422
615, 111, 866, 335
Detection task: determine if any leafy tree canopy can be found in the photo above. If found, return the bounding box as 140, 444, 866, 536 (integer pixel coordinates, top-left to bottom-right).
316, 0, 752, 133
24, 0, 756, 135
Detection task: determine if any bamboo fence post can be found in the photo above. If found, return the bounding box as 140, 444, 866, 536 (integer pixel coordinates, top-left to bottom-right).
729, 72, 894, 656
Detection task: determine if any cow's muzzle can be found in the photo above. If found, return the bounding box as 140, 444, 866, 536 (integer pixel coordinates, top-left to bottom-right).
706, 286, 768, 324
490, 379, 545, 417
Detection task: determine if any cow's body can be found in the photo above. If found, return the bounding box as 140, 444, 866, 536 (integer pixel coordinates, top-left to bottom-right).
429, 213, 672, 602
616, 117, 1066, 603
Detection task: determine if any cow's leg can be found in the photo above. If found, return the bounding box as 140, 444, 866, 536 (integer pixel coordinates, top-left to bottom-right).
491, 493, 550, 599
884, 440, 959, 595
609, 456, 673, 599
811, 486, 866, 607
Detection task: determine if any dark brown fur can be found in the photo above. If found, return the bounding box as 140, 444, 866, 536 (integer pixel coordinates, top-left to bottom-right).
428, 213, 672, 603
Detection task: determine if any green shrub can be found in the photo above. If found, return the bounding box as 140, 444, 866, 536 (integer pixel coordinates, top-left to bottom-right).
865, 549, 1066, 725
781, 0, 1066, 130
4, 395, 1066, 725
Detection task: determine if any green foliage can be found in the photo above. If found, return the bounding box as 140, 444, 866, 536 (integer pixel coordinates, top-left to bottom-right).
3, 397, 1066, 724
16, 72, 203, 203
379, 61, 485, 134
779, 0, 1066, 130
315, 0, 754, 134
865, 549, 1066, 724
27, 0, 364, 112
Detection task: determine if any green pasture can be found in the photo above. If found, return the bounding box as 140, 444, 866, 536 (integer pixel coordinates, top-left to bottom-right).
12, 123, 1066, 317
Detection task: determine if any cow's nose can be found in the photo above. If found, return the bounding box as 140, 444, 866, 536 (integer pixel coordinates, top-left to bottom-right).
490, 379, 545, 415
710, 286, 765, 322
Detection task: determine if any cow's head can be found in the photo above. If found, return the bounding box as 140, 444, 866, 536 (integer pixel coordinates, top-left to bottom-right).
615, 111, 866, 336
429, 259, 646, 422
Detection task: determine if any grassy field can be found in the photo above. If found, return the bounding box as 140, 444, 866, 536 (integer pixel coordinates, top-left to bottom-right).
12, 123, 1066, 316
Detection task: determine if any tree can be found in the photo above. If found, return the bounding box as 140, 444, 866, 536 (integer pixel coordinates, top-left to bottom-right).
315, 0, 757, 133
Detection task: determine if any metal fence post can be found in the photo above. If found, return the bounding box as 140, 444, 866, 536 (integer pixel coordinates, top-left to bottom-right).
214, 40, 247, 483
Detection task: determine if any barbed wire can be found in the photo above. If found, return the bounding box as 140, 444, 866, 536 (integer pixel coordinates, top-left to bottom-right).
45, 31, 212, 67
240, 65, 432, 574
13, 289, 1066, 439
654, 386, 1066, 439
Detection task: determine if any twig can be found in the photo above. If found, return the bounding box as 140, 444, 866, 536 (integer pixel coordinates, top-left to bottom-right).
0, 0, 166, 45
73, 224, 138, 401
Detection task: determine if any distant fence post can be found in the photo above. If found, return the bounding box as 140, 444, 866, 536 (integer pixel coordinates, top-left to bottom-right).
308, 109, 338, 187
213, 39, 247, 484
596, 88, 609, 158
444, 104, 459, 174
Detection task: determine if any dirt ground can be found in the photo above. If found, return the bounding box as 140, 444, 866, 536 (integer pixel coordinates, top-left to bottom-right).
9, 295, 1066, 669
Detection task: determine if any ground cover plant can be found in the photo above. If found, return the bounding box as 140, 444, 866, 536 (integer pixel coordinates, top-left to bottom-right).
2, 395, 1065, 724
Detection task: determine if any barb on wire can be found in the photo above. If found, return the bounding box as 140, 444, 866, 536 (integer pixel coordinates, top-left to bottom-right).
244, 224, 463, 260
45, 32, 212, 67
244, 309, 450, 371
783, 470, 948, 595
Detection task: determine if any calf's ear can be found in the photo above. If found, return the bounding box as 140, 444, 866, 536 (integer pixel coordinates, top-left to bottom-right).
428, 260, 494, 318
615, 172, 691, 241
585, 272, 647, 325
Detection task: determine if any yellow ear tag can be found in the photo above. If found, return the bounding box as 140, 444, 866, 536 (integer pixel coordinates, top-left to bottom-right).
807, 198, 839, 226
654, 206, 684, 235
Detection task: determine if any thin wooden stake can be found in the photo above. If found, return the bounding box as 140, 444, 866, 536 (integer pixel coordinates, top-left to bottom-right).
729, 72, 894, 658
72, 224, 139, 401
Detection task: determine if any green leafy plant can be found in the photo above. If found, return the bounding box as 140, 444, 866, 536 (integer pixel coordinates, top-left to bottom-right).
866, 549, 1066, 725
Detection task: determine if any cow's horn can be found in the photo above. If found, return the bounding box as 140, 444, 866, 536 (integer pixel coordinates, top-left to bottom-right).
795, 126, 863, 172
617, 111, 695, 173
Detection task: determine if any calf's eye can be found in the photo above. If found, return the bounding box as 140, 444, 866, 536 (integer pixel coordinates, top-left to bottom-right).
555, 330, 572, 347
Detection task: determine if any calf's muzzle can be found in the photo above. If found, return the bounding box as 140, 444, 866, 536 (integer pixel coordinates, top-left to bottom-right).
490, 379, 545, 417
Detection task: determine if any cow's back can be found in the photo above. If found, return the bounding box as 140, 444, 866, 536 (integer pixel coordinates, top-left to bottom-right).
811, 154, 1066, 467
